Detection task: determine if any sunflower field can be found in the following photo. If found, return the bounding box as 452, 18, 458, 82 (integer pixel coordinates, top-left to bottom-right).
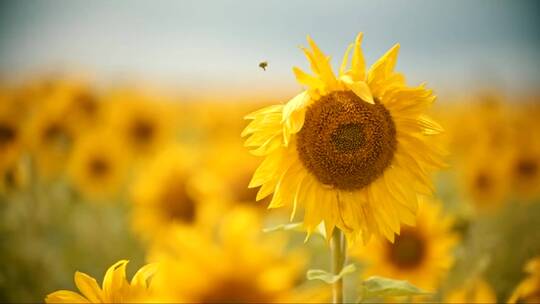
1, 1, 539, 303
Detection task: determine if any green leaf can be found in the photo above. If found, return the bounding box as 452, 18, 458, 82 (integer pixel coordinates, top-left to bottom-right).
262, 222, 303, 233
358, 276, 431, 301
307, 264, 357, 284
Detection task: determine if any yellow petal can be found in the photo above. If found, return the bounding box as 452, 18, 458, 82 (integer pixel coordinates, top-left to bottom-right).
351, 32, 366, 81
102, 260, 129, 301
339, 43, 353, 76
74, 272, 104, 303
341, 75, 374, 104
45, 290, 90, 303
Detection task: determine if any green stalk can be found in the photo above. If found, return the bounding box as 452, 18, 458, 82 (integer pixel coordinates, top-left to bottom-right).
331, 228, 346, 303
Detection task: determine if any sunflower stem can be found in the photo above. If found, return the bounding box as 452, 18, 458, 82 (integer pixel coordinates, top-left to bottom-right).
331, 228, 346, 303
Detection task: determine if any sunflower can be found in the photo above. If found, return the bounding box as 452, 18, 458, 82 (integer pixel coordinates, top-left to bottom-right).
24, 98, 76, 177
507, 126, 540, 200
509, 256, 540, 303
350, 200, 457, 291
148, 206, 312, 303
0, 102, 23, 174
45, 260, 157, 303
130, 146, 213, 241
105, 92, 173, 160
461, 145, 510, 210
68, 131, 128, 199
242, 33, 445, 243
444, 278, 497, 303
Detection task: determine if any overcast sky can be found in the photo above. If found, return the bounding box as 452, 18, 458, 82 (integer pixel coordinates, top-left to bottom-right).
1, 0, 539, 97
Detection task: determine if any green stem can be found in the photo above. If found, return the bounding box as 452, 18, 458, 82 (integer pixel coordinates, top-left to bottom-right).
331, 228, 346, 303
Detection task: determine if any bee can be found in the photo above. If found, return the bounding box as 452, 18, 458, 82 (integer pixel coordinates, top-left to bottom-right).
258, 61, 268, 71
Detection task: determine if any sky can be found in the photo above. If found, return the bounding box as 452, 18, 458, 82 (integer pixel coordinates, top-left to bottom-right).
1, 0, 539, 98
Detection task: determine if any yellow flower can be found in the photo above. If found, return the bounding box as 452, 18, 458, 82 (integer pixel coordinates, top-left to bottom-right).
507, 130, 540, 201
25, 98, 76, 178
131, 146, 212, 241
68, 131, 128, 199
444, 278, 497, 303
350, 200, 458, 291
242, 33, 445, 243
0, 101, 23, 174
461, 144, 510, 210
148, 206, 308, 303
45, 260, 157, 303
105, 92, 173, 160
509, 256, 540, 303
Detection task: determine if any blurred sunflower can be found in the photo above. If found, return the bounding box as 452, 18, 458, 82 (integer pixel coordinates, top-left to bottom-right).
0, 102, 23, 174
242, 33, 445, 243
25, 99, 75, 177
148, 206, 309, 303
350, 200, 457, 291
461, 145, 510, 210
68, 132, 128, 199
507, 138, 540, 200
45, 260, 157, 303
106, 93, 173, 160
509, 256, 540, 303
131, 146, 210, 241
204, 141, 268, 208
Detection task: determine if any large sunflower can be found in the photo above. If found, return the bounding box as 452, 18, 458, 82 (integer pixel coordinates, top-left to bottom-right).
242, 33, 445, 243
45, 260, 157, 303
147, 206, 322, 303
350, 200, 457, 291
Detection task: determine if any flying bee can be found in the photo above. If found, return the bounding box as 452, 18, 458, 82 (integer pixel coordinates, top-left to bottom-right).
258, 61, 268, 71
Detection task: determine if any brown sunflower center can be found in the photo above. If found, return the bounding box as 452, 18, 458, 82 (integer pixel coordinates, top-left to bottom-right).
159, 179, 196, 224
88, 156, 110, 178
130, 118, 155, 146
388, 229, 426, 269
296, 91, 397, 190
515, 158, 538, 179
0, 123, 17, 147
474, 172, 492, 192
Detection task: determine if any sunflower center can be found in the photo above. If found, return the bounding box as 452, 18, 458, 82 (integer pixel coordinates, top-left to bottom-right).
474, 172, 492, 192
0, 123, 17, 147
159, 180, 196, 224
75, 92, 98, 116
88, 156, 110, 178
388, 229, 425, 269
296, 91, 397, 190
131, 119, 155, 145
515, 158, 538, 179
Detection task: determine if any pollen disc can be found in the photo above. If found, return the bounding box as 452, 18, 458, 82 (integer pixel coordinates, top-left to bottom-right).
297, 91, 397, 190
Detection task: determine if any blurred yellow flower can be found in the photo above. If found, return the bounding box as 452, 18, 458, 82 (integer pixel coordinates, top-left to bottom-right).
148, 206, 307, 303
45, 260, 157, 303
444, 278, 497, 303
508, 138, 540, 201
509, 256, 540, 303
242, 33, 445, 243
25, 98, 76, 178
131, 146, 209, 240
105, 93, 173, 160
0, 102, 23, 174
351, 200, 458, 291
68, 132, 128, 199
461, 145, 510, 210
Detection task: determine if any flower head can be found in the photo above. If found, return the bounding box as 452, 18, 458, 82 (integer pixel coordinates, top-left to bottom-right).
45, 260, 157, 303
242, 33, 445, 243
